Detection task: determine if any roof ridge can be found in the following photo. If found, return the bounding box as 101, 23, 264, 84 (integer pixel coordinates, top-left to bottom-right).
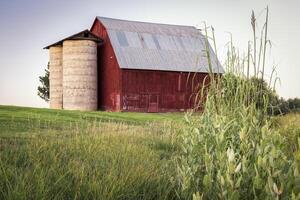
96, 16, 196, 29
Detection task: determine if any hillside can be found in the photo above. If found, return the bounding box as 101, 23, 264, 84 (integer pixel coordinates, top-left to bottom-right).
0, 105, 183, 199
0, 105, 299, 199
0, 105, 183, 135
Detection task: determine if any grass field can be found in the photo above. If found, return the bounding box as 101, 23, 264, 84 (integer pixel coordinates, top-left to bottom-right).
0, 105, 184, 199
0, 105, 299, 199
0, 105, 183, 134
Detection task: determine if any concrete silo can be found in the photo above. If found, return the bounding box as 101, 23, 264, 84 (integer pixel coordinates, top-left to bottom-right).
45, 30, 102, 111
49, 46, 63, 109
62, 40, 98, 111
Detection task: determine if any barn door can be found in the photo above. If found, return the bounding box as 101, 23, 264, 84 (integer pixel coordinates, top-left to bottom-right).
140, 94, 149, 112
148, 94, 159, 113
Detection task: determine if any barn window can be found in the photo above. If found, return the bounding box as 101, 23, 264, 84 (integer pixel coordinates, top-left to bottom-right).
177, 37, 185, 50
126, 32, 142, 48
116, 31, 129, 46
138, 33, 147, 48
181, 37, 192, 51
152, 35, 161, 50
143, 33, 156, 49
158, 35, 177, 50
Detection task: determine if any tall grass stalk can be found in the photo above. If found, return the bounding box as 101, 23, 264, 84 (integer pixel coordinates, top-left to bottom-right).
174, 8, 300, 200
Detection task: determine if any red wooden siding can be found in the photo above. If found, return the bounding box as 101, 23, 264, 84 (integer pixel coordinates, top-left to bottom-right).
91, 20, 122, 111
91, 18, 211, 112
121, 69, 210, 112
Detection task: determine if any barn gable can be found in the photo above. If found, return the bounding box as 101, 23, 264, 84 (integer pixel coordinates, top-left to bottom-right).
96, 16, 224, 73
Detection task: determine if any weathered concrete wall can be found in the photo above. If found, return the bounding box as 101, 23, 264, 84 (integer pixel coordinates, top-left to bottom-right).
49, 46, 63, 109
62, 40, 98, 111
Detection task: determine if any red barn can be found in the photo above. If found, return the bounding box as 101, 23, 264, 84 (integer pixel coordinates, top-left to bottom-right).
45, 17, 224, 112
90, 17, 223, 112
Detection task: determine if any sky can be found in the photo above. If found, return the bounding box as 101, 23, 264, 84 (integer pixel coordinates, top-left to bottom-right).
0, 0, 299, 108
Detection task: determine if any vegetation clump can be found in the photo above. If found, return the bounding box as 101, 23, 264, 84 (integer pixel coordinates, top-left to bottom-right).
37, 63, 49, 102
174, 7, 300, 199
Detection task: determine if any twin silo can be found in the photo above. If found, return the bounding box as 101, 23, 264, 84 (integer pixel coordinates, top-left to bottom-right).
49, 46, 63, 109
46, 30, 102, 111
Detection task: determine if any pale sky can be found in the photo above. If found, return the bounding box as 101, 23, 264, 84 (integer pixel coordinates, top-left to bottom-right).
0, 0, 299, 108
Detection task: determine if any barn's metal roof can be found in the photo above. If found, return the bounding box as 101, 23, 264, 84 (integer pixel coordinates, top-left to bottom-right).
97, 17, 224, 73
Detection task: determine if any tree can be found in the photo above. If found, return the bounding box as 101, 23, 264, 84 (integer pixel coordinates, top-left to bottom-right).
37, 63, 49, 102
287, 98, 300, 111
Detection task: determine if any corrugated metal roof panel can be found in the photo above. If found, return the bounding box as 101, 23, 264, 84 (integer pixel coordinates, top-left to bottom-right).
98, 17, 224, 73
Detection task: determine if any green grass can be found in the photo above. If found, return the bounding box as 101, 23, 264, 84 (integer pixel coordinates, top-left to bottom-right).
0, 105, 182, 200
0, 106, 299, 199
0, 105, 183, 135
272, 112, 300, 156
